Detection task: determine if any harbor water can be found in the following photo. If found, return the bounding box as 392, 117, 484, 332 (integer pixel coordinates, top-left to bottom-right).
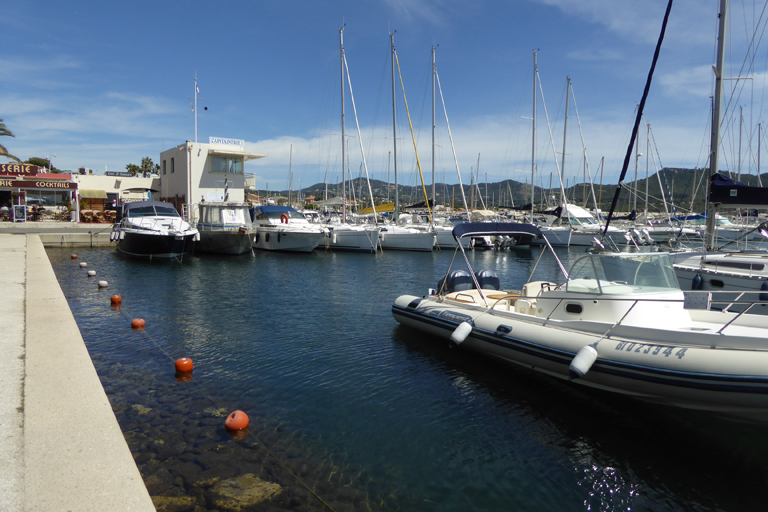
48, 246, 768, 511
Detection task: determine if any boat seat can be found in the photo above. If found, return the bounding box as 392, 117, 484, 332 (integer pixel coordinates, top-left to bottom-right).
523, 281, 556, 297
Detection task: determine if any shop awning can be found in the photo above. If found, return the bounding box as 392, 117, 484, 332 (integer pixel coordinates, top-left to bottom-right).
79, 189, 108, 199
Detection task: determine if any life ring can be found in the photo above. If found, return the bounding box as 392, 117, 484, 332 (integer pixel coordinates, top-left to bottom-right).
280, 213, 289, 224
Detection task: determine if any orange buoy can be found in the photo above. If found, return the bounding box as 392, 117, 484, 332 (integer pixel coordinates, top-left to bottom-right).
110, 295, 122, 304
224, 410, 249, 431
175, 357, 193, 372
131, 318, 146, 329
71, 254, 78, 259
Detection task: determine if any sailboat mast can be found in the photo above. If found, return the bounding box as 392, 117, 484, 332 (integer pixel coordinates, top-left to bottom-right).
432, 46, 436, 211
561, 76, 570, 205
391, 33, 399, 221
531, 50, 537, 222
706, 0, 727, 250
340, 27, 347, 222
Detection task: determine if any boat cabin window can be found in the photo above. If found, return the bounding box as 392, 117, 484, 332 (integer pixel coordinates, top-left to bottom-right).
127, 205, 180, 218
256, 209, 304, 221
565, 253, 680, 294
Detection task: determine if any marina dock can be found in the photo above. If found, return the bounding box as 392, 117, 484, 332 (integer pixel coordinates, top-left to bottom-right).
0, 230, 154, 511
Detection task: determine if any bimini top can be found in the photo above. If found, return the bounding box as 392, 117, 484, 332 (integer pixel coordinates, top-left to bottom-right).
452, 222, 542, 239
252, 205, 298, 214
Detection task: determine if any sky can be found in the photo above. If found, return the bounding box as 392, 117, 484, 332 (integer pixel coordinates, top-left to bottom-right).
2, 0, 767, 192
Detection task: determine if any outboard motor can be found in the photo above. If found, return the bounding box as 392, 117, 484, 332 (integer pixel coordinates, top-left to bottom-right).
476, 269, 501, 290
437, 270, 473, 293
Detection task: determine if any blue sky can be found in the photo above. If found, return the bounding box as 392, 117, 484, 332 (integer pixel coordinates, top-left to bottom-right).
1, 0, 765, 192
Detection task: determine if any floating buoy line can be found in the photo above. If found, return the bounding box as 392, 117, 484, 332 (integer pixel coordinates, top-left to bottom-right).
71, 255, 337, 512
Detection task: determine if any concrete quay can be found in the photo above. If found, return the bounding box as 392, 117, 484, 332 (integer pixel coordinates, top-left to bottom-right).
0, 220, 116, 247
0, 232, 154, 511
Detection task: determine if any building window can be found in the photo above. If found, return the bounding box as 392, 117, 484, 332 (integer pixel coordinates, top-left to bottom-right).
162, 160, 166, 175
171, 158, 175, 174
211, 157, 243, 174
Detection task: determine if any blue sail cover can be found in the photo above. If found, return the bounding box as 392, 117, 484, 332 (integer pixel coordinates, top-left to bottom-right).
709, 172, 768, 208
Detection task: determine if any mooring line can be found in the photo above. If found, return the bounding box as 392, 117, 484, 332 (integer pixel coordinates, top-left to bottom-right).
114, 303, 338, 512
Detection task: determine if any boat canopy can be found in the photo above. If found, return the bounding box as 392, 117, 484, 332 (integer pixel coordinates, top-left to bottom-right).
452, 222, 542, 239
709, 172, 768, 208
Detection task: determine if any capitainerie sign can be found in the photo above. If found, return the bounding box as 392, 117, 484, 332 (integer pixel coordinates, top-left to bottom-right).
209, 137, 244, 147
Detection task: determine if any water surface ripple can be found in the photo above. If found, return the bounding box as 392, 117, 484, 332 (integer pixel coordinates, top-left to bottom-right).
48, 246, 768, 511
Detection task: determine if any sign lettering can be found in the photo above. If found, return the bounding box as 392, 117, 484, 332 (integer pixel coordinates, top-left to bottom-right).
209, 137, 244, 147
0, 164, 41, 177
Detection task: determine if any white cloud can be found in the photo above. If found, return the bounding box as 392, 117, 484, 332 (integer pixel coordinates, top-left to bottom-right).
658, 64, 714, 99
534, 0, 714, 46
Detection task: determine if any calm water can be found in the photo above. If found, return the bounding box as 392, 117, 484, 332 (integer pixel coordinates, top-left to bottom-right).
48, 246, 768, 511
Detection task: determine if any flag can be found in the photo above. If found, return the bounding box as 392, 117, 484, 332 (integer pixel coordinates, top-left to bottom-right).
196, 84, 200, 95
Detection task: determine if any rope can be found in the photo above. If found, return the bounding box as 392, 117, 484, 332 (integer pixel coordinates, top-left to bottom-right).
113, 302, 338, 512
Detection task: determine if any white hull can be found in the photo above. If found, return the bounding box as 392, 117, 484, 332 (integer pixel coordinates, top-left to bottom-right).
379, 227, 434, 252
251, 227, 325, 252
327, 226, 380, 252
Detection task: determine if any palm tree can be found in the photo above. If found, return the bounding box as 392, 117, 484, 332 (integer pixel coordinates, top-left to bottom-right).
0, 119, 21, 162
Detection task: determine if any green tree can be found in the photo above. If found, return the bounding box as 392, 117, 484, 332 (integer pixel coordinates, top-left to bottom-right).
140, 157, 160, 176
0, 119, 21, 162
125, 163, 141, 176
25, 157, 59, 172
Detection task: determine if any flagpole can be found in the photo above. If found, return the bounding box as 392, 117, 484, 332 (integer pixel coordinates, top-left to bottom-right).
194, 76, 198, 144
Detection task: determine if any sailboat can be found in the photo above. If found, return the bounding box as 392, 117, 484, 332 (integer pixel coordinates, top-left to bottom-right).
325, 27, 382, 253
378, 32, 435, 252
667, 0, 768, 307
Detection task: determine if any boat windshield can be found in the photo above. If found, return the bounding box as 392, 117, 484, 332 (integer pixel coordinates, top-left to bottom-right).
128, 205, 180, 218
565, 252, 680, 294
257, 210, 305, 221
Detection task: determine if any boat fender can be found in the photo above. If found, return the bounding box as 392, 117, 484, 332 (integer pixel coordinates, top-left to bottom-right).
280, 213, 289, 224
450, 321, 473, 347
98, 280, 108, 288
79, 262, 88, 268
332, 233, 337, 244
569, 345, 598, 381
87, 270, 96, 277
760, 280, 768, 303
692, 272, 704, 291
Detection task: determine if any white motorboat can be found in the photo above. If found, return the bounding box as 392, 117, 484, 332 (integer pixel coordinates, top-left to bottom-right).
111, 201, 199, 259
392, 222, 768, 422
196, 202, 252, 255
250, 205, 327, 252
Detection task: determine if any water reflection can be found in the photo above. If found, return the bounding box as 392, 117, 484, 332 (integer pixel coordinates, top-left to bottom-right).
47, 246, 768, 511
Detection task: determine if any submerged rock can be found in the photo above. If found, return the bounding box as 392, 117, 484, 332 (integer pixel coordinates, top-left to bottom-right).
132, 404, 152, 415
151, 494, 197, 512
209, 473, 282, 511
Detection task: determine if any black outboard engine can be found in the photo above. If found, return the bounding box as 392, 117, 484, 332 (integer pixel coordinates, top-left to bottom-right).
437, 270, 474, 293
476, 269, 500, 290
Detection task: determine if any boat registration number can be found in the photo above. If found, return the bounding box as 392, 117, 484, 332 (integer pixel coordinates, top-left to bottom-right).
614, 341, 687, 360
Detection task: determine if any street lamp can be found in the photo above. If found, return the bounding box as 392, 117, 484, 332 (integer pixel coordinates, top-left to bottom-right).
47, 153, 57, 173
